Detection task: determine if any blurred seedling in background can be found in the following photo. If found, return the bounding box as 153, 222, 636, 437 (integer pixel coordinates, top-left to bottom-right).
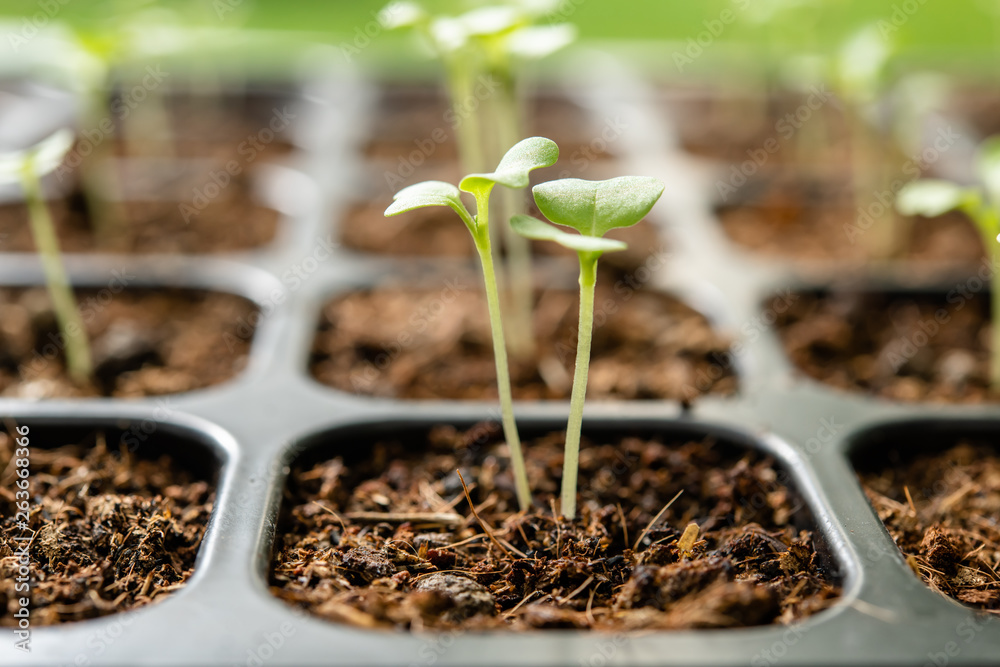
896, 136, 1000, 389
383, 0, 576, 359
833, 23, 910, 259
511, 175, 664, 519
0, 130, 93, 384
60, 1, 185, 239
384, 136, 560, 511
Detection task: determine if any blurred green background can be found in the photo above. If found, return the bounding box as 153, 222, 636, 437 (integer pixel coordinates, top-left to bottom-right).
0, 0, 994, 45
0, 0, 997, 76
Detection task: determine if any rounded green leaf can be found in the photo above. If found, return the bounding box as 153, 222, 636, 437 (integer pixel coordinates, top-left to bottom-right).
385, 180, 468, 218
459, 136, 559, 193
896, 180, 976, 218
510, 214, 626, 254
532, 176, 664, 238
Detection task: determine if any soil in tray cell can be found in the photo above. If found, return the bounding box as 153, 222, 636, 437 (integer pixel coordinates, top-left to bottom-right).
716, 173, 984, 265
270, 424, 841, 631
363, 84, 618, 165
310, 285, 736, 402
0, 174, 280, 254
0, 427, 215, 625
773, 290, 999, 403
0, 288, 258, 399
662, 88, 851, 167
858, 442, 1000, 613
112, 88, 298, 160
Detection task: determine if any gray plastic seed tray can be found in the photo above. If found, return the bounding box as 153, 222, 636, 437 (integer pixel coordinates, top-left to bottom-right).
1, 53, 999, 666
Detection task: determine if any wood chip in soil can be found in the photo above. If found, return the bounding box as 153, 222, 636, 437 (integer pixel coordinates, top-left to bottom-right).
0, 288, 257, 398
0, 431, 215, 625
310, 285, 735, 401
269, 424, 841, 631
859, 442, 1000, 613
773, 290, 999, 403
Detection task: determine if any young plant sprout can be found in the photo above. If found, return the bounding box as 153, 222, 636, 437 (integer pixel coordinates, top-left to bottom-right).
0, 130, 93, 383
62, 4, 182, 238
385, 136, 560, 510
834, 24, 906, 258
896, 136, 1000, 389
510, 176, 664, 519
383, 1, 575, 359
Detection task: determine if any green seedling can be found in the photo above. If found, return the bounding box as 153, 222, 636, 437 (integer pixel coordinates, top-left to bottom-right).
834, 23, 908, 259
63, 3, 184, 238
0, 130, 93, 383
384, 1, 575, 359
510, 175, 664, 519
896, 136, 1000, 389
385, 136, 560, 510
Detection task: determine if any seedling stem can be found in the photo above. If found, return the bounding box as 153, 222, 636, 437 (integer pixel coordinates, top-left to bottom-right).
19, 156, 93, 383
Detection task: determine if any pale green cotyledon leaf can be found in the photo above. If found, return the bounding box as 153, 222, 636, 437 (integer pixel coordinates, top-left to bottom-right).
510, 215, 627, 254
507, 24, 577, 60
385, 180, 471, 221
459, 137, 559, 193
532, 176, 664, 238
0, 129, 74, 186
896, 180, 978, 218
379, 1, 426, 30
460, 6, 522, 37
977, 135, 1000, 206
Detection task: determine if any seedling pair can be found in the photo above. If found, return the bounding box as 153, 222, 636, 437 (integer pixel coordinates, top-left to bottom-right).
896, 136, 1000, 389
385, 137, 663, 518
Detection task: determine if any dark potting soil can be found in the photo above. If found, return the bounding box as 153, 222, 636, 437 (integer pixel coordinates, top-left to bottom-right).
0, 430, 215, 626
0, 287, 258, 398
717, 173, 983, 264
661, 88, 851, 166
108, 87, 296, 160
772, 290, 999, 403
310, 284, 736, 401
270, 425, 841, 631
0, 176, 280, 254
859, 443, 1000, 613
